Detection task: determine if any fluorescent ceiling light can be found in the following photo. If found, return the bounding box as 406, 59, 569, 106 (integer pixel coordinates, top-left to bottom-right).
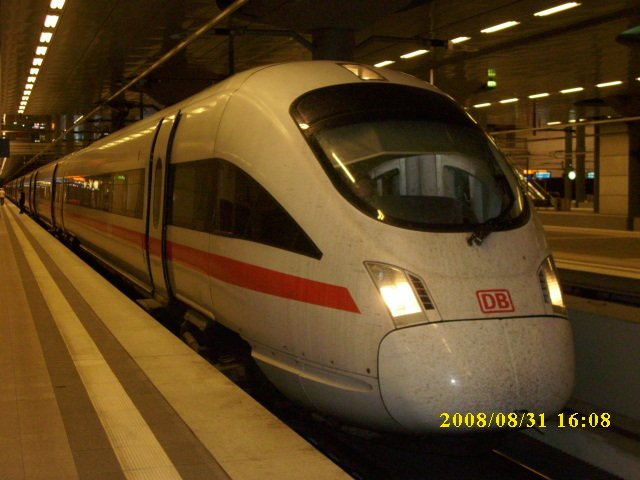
400, 49, 428, 59
500, 98, 519, 103
25, 84, 34, 90
36, 46, 48, 56
50, 0, 66, 8
529, 92, 550, 99
23, 90, 32, 96
20, 101, 27, 106
44, 15, 59, 28
374, 60, 395, 68
560, 87, 583, 93
547, 121, 561, 125
40, 32, 53, 43
33, 58, 44, 66
27, 76, 36, 83
534, 2, 581, 16
22, 96, 30, 101
481, 21, 520, 33
473, 103, 491, 108
596, 80, 622, 88
30, 68, 40, 75
450, 36, 471, 44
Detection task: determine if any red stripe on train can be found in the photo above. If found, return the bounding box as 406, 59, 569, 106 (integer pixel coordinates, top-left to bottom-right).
168, 242, 360, 313
65, 210, 145, 248
65, 209, 360, 313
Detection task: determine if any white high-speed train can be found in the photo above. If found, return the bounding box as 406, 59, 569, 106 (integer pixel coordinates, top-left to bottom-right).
6, 61, 574, 433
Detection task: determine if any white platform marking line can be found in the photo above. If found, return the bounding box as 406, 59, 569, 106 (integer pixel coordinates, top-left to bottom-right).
7, 213, 182, 480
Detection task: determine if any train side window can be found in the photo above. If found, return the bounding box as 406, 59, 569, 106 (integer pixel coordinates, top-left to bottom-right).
111, 169, 144, 218
36, 177, 51, 200
64, 174, 110, 210
95, 174, 112, 211
167, 158, 322, 259
212, 159, 322, 259
169, 159, 217, 232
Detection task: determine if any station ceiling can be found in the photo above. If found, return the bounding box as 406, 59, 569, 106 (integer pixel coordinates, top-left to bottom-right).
1, 0, 639, 139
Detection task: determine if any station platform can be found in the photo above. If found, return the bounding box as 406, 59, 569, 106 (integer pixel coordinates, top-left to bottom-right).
0, 202, 347, 480
542, 222, 640, 307
543, 224, 640, 280
540, 222, 640, 479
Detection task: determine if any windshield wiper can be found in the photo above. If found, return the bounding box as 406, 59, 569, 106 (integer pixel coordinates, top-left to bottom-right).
466, 205, 514, 247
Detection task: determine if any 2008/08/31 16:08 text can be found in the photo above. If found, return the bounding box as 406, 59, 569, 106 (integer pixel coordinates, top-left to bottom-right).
440, 412, 611, 429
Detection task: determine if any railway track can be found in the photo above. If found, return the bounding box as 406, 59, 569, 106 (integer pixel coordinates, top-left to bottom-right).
280, 409, 619, 479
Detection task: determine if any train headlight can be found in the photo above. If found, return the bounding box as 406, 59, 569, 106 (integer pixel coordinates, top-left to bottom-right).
365, 262, 435, 327
538, 256, 566, 315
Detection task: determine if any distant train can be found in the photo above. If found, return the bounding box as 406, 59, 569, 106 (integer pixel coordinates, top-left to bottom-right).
5, 61, 574, 433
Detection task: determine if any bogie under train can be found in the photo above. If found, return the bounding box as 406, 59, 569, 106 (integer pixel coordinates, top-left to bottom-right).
6, 61, 573, 433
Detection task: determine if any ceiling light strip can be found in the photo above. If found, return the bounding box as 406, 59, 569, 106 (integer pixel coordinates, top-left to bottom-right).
596, 80, 622, 88
19, 0, 67, 114
560, 87, 584, 94
529, 92, 550, 99
534, 2, 581, 17
19, 0, 251, 175
481, 21, 520, 33
470, 76, 628, 111
400, 49, 428, 59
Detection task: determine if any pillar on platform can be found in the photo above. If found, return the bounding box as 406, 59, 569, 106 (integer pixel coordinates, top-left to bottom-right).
597, 123, 630, 218
575, 125, 586, 204
627, 121, 640, 229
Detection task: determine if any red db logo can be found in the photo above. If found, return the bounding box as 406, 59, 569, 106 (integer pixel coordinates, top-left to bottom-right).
476, 289, 515, 313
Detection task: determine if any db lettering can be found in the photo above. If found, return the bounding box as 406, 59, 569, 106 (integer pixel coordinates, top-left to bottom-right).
476, 289, 515, 313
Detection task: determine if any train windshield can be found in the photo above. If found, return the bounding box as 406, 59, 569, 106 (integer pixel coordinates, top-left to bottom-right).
292, 83, 527, 232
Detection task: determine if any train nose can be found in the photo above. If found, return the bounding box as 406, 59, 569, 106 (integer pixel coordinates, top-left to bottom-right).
378, 317, 574, 432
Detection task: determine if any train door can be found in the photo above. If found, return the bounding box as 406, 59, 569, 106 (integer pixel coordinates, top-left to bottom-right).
32, 170, 41, 217
54, 163, 66, 232
50, 163, 59, 228
146, 112, 181, 301
28, 172, 36, 212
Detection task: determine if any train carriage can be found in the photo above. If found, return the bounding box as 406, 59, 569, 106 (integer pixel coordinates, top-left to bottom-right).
10, 61, 574, 433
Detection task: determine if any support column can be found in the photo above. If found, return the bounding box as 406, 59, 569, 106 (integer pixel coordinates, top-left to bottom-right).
628, 121, 640, 229
575, 125, 586, 204
598, 122, 629, 217
593, 125, 600, 213
563, 127, 574, 210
